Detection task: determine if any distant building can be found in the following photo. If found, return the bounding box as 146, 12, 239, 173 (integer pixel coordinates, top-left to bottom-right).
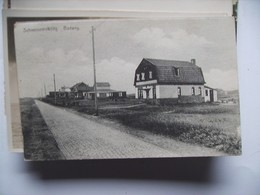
134, 58, 217, 103
60, 86, 71, 92
70, 82, 93, 99
87, 82, 126, 100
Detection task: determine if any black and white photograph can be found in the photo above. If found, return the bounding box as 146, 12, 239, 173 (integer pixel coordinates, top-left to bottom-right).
13, 18, 241, 160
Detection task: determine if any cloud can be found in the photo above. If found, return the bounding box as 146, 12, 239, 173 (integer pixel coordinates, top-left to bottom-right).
204, 69, 239, 91
96, 57, 136, 93
133, 28, 214, 60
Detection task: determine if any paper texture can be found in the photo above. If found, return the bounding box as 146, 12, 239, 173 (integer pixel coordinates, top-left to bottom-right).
7, 0, 233, 16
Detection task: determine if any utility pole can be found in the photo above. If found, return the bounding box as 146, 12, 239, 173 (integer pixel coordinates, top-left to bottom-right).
53, 73, 57, 105
91, 26, 98, 116
40, 88, 43, 100
44, 83, 47, 97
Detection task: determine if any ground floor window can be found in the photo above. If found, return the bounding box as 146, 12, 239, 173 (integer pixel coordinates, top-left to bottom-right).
205, 89, 208, 96
192, 87, 195, 95
177, 87, 181, 96
199, 87, 202, 95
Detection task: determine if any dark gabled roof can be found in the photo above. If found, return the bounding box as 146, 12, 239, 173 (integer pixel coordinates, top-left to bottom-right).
143, 58, 205, 85
71, 82, 87, 89
70, 82, 93, 91
96, 82, 110, 87
145, 58, 193, 67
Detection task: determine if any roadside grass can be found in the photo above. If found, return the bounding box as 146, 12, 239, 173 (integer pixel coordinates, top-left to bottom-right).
72, 103, 241, 155
20, 98, 65, 160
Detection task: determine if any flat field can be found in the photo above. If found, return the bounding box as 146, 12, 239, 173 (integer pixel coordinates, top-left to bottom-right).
73, 101, 241, 155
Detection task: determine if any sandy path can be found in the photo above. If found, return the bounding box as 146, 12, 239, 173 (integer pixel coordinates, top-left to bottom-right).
35, 100, 225, 159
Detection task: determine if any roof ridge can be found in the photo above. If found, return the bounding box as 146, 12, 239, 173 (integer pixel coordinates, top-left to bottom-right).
144, 58, 192, 64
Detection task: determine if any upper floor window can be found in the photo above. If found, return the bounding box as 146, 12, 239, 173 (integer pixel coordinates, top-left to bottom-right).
136, 74, 140, 81
149, 71, 153, 79
192, 87, 195, 95
141, 73, 145, 80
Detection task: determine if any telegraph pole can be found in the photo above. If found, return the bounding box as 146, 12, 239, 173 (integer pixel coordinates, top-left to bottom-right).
44, 83, 47, 97
40, 88, 43, 100
53, 73, 57, 105
91, 26, 98, 116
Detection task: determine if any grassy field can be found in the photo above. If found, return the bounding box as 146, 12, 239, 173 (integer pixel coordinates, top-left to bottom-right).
72, 102, 241, 155
20, 98, 64, 160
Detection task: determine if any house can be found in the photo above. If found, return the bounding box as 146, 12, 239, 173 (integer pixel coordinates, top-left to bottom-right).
204, 86, 218, 102
134, 58, 217, 103
87, 82, 127, 100
70, 82, 93, 99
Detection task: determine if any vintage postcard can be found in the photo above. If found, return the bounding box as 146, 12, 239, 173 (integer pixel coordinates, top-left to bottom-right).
14, 18, 241, 160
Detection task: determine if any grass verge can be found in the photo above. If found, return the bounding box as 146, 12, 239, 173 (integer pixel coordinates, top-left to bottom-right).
20, 98, 65, 160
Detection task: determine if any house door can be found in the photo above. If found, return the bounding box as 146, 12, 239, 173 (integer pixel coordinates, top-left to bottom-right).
210, 90, 214, 102
153, 86, 156, 99
145, 89, 150, 99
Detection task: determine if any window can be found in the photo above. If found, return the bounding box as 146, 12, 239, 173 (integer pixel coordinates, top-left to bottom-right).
119, 92, 123, 97
199, 87, 202, 95
141, 73, 145, 80
149, 71, 153, 79
192, 87, 195, 95
177, 87, 181, 96
175, 68, 180, 76
205, 90, 208, 96
136, 74, 140, 81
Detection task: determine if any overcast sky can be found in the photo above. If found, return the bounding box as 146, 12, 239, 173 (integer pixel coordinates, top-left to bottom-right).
14, 17, 238, 97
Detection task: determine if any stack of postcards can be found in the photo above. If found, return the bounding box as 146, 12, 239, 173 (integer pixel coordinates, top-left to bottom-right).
2, 0, 241, 161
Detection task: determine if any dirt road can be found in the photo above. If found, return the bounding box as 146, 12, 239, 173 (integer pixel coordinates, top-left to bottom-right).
35, 100, 224, 159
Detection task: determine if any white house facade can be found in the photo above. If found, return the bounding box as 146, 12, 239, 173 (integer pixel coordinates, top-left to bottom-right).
134, 58, 217, 103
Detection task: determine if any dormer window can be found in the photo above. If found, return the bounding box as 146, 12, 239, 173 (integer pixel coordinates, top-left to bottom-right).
174, 68, 180, 76
141, 73, 145, 80
149, 71, 153, 79
136, 74, 140, 81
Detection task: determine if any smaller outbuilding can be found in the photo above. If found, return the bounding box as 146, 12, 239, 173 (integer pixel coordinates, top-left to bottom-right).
204, 86, 218, 102
87, 82, 127, 100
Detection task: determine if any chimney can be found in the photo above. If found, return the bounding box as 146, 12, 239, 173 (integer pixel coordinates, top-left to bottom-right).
191, 59, 196, 65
